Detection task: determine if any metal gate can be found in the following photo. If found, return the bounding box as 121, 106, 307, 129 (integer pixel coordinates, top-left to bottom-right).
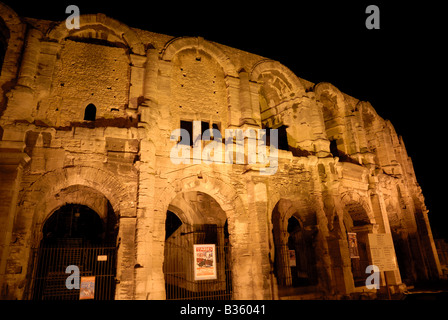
164, 223, 232, 300
31, 239, 117, 300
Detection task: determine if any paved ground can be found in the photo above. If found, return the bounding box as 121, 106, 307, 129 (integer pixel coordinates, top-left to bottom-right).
403, 280, 448, 300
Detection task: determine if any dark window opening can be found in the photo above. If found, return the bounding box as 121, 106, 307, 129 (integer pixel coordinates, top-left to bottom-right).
180, 120, 193, 146
84, 104, 97, 121
263, 124, 289, 151
330, 139, 339, 157
180, 120, 221, 145
278, 125, 289, 151
211, 123, 220, 140
202, 122, 221, 140
201, 121, 209, 137
42, 204, 104, 245
212, 123, 220, 132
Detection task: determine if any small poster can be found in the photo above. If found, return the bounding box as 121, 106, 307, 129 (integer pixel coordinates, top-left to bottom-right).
289, 250, 297, 267
97, 255, 107, 261
193, 244, 217, 280
79, 276, 95, 300
347, 233, 360, 258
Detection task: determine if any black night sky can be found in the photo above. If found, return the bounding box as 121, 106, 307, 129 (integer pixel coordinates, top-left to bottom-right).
3, 0, 447, 240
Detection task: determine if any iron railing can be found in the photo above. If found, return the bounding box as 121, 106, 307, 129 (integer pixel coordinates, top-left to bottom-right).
31, 240, 117, 300
164, 224, 232, 300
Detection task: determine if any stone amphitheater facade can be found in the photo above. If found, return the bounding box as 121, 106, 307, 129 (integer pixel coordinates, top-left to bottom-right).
0, 2, 442, 300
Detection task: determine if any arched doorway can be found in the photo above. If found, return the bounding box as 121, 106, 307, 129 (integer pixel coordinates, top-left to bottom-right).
343, 201, 373, 287
31, 203, 117, 300
271, 200, 318, 297
163, 191, 232, 300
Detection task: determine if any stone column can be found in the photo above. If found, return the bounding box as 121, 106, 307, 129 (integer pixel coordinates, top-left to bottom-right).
238, 70, 257, 126
224, 75, 241, 129
4, 28, 41, 122
318, 160, 355, 296
128, 53, 147, 110
115, 217, 137, 300
246, 178, 272, 299
414, 208, 443, 280
0, 138, 30, 299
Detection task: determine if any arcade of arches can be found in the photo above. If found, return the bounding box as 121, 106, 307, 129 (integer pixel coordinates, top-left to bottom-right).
0, 2, 444, 300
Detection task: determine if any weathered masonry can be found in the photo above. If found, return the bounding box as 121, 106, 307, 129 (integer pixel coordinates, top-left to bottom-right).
0, 2, 443, 300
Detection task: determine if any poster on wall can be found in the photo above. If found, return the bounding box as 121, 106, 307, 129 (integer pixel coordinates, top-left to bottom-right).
193, 244, 217, 280
347, 233, 360, 258
79, 276, 95, 300
288, 250, 297, 267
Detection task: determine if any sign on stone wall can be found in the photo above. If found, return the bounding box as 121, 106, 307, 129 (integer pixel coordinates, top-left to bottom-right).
347, 233, 360, 258
79, 276, 95, 300
368, 233, 398, 272
289, 250, 297, 267
193, 244, 217, 280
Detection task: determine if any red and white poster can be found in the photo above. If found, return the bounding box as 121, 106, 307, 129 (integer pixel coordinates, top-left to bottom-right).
79, 276, 95, 300
193, 244, 217, 280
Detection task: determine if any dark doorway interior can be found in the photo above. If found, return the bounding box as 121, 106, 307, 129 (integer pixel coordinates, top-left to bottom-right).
31, 203, 117, 300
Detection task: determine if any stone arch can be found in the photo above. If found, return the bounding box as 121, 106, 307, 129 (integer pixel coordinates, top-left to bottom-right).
271, 198, 317, 232
40, 185, 111, 226
155, 173, 245, 232
160, 36, 238, 77
267, 187, 316, 224
250, 59, 309, 153
168, 191, 227, 227
340, 191, 375, 287
270, 197, 319, 292
9, 166, 134, 299
314, 82, 346, 109
163, 190, 231, 299
314, 82, 348, 155
18, 166, 135, 237
46, 13, 145, 55
340, 191, 373, 226
150, 172, 261, 299
250, 59, 305, 97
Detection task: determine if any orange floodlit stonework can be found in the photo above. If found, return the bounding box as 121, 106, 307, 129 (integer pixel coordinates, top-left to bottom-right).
0, 2, 443, 300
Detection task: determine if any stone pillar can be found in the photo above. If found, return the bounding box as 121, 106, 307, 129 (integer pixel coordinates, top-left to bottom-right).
3, 28, 41, 122
134, 130, 167, 299
115, 217, 137, 300
320, 189, 354, 296
0, 138, 29, 299
128, 53, 147, 110
34, 40, 61, 101
142, 48, 159, 103
238, 70, 257, 126
228, 218, 253, 299
319, 166, 355, 296
414, 208, 443, 280
246, 178, 272, 299
249, 80, 261, 127
224, 75, 241, 129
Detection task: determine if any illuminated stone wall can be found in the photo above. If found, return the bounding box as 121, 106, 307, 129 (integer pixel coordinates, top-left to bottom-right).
0, 2, 442, 300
